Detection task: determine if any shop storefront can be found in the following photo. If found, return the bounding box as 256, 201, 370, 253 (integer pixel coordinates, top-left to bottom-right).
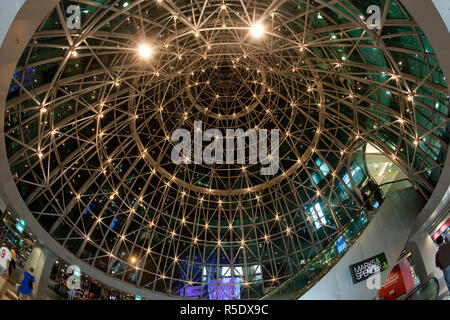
0, 209, 37, 282
431, 218, 450, 245
48, 258, 143, 300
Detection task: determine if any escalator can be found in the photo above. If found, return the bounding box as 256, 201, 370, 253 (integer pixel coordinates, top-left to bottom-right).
261, 179, 416, 300
397, 274, 440, 300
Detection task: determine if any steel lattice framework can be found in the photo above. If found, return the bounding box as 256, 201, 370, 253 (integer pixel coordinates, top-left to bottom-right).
4, 0, 449, 299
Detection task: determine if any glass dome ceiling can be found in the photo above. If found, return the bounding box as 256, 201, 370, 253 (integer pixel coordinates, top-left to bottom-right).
4, 0, 449, 299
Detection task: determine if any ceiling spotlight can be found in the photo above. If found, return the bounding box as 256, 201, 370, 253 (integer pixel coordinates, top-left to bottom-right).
250, 22, 265, 38
138, 43, 152, 58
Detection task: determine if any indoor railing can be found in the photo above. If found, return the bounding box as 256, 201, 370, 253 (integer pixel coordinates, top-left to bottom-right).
397, 273, 440, 300
261, 179, 413, 300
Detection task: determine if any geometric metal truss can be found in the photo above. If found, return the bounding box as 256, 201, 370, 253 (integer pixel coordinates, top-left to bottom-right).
4, 0, 449, 299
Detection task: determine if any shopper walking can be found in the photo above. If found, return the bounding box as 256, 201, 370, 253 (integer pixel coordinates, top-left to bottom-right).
9, 249, 16, 279
0, 246, 11, 299
362, 192, 373, 211
18, 267, 35, 300
435, 236, 450, 293
368, 180, 383, 205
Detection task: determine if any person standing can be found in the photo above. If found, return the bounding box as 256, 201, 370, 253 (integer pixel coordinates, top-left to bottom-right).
0, 246, 11, 299
18, 267, 35, 300
368, 180, 383, 205
362, 192, 373, 211
9, 249, 16, 279
435, 236, 450, 293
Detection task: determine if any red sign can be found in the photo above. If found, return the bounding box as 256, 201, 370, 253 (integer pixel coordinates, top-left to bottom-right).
378, 259, 414, 300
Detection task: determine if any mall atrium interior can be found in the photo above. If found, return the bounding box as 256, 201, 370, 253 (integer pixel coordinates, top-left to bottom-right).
0, 0, 448, 301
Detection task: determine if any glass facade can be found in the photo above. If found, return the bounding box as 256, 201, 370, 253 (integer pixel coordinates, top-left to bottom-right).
3, 0, 448, 299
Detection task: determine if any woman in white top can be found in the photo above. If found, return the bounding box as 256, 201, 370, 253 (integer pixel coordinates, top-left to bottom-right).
0, 246, 11, 299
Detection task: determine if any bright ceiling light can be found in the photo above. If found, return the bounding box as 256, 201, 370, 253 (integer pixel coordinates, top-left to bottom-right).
138, 43, 152, 58
250, 22, 265, 38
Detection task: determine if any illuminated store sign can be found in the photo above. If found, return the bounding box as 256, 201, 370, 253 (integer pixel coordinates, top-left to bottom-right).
15, 223, 24, 233
349, 252, 389, 284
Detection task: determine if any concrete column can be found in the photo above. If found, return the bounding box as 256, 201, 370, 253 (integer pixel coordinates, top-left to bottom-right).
405, 240, 429, 283
23, 245, 57, 300
407, 231, 447, 292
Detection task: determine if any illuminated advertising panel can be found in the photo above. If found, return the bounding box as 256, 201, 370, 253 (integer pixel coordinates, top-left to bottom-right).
349, 252, 389, 284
